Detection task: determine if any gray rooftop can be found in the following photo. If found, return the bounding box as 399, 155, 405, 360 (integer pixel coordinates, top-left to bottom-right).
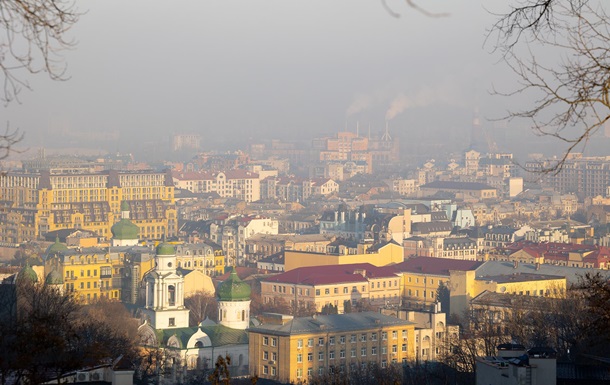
476, 260, 610, 285
249, 311, 414, 336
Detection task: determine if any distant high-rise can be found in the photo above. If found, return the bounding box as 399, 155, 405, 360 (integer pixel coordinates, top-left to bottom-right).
172, 133, 201, 152
469, 107, 489, 153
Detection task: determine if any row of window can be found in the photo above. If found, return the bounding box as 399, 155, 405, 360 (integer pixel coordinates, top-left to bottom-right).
295, 344, 407, 362
295, 330, 408, 348
293, 360, 403, 378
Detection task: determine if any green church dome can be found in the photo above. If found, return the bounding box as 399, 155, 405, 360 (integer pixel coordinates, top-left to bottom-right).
45, 237, 68, 258
156, 242, 175, 256
120, 201, 130, 212
45, 269, 63, 285
17, 264, 38, 284
111, 219, 139, 240
217, 268, 251, 301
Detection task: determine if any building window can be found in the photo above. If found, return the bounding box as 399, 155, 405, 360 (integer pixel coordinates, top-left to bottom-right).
371, 347, 377, 356
272, 352, 277, 361
392, 345, 397, 354
263, 337, 269, 345
329, 336, 335, 345
271, 366, 276, 376
308, 338, 314, 347
361, 348, 366, 357
263, 366, 268, 375
382, 332, 387, 340
402, 330, 407, 339
271, 338, 277, 347
296, 368, 303, 378
350, 335, 356, 343
308, 353, 313, 362
340, 350, 345, 358
392, 331, 398, 339
297, 339, 303, 348
343, 287, 348, 294
316, 289, 320, 296
319, 351, 324, 361
329, 351, 335, 360
382, 346, 387, 354
402, 344, 407, 352
318, 337, 324, 346
168, 318, 175, 327
371, 333, 377, 341
297, 354, 302, 363
325, 288, 330, 295
339, 335, 345, 344
381, 360, 387, 368
351, 349, 356, 358
307, 368, 313, 377
360, 334, 366, 342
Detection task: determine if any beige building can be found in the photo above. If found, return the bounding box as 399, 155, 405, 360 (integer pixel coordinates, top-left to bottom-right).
172, 170, 261, 202
248, 312, 415, 383
284, 240, 404, 271
0, 169, 177, 244
260, 263, 401, 313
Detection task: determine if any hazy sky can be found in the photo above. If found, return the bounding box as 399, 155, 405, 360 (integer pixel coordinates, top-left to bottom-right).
3, 0, 571, 160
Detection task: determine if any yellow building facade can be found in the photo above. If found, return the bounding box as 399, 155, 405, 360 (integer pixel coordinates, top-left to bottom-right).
0, 170, 177, 244
45, 250, 119, 303
248, 312, 416, 383
261, 263, 401, 313
284, 242, 404, 271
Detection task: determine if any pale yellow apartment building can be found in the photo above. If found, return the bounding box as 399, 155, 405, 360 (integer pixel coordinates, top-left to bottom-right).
248, 312, 416, 383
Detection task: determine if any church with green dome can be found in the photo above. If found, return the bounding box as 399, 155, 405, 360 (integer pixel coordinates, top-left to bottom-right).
111, 201, 139, 247
138, 246, 251, 376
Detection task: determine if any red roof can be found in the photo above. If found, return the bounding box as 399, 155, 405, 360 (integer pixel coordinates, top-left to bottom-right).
393, 256, 483, 276
263, 263, 398, 286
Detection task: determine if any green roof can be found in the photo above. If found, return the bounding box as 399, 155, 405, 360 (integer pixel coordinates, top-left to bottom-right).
111, 219, 139, 240
217, 268, 251, 301
120, 201, 130, 212
45, 237, 68, 257
45, 269, 63, 285
160, 324, 248, 348
17, 264, 38, 284
156, 242, 175, 256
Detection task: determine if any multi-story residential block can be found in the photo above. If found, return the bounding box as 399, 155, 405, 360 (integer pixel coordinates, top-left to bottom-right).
172, 170, 261, 202
248, 312, 415, 383
419, 181, 497, 201
0, 169, 177, 244
44, 242, 120, 303
284, 240, 404, 271
260, 263, 401, 313
174, 241, 225, 276
210, 216, 279, 265
526, 154, 610, 198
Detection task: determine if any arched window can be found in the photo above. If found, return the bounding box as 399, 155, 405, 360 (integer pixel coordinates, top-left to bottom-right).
168, 285, 176, 306
242, 310, 246, 321
195, 341, 203, 348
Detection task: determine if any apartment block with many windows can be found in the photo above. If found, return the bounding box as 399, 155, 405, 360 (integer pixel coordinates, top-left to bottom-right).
248, 312, 415, 383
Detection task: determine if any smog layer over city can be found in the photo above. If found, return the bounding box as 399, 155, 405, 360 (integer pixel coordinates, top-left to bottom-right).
1, 1, 610, 385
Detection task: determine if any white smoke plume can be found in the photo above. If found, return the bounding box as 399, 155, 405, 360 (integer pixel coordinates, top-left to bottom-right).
385, 93, 411, 121
385, 86, 459, 121
346, 93, 374, 117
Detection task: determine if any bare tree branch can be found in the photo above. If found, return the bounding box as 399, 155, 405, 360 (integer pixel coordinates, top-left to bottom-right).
490, 0, 610, 173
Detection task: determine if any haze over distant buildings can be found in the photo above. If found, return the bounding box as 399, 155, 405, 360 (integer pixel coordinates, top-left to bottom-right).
5, 0, 609, 164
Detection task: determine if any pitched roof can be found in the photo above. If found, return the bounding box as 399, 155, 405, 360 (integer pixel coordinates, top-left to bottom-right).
393, 256, 483, 276
262, 263, 398, 286
249, 311, 414, 336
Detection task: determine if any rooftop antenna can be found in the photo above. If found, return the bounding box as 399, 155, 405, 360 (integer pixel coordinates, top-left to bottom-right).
382, 121, 392, 141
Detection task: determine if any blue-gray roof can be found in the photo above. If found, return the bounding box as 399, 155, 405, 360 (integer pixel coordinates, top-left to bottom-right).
249, 312, 414, 336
